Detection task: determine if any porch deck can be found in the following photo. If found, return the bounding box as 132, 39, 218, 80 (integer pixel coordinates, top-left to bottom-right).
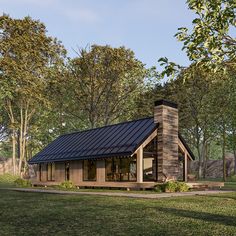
32, 181, 157, 189
31, 180, 224, 190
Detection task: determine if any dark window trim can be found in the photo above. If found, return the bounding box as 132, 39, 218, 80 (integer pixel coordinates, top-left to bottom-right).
39, 164, 42, 181
65, 162, 70, 181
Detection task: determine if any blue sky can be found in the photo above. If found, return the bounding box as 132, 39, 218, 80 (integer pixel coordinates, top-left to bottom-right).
0, 0, 195, 68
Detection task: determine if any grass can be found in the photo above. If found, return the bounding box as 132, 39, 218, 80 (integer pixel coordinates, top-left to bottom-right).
0, 189, 236, 236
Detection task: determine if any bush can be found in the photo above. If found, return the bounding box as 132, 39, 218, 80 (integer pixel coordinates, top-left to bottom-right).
175, 182, 189, 192
59, 180, 76, 189
154, 181, 189, 193
14, 178, 32, 187
228, 175, 236, 182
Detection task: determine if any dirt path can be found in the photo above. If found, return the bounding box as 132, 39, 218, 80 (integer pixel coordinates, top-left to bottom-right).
3, 188, 234, 199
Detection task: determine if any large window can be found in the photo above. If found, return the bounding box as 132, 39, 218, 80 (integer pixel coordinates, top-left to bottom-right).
83, 160, 96, 181
143, 157, 157, 181
143, 137, 157, 181
105, 157, 137, 182
47, 163, 55, 181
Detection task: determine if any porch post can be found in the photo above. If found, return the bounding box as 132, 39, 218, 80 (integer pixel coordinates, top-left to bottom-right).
184, 152, 188, 182
137, 147, 143, 183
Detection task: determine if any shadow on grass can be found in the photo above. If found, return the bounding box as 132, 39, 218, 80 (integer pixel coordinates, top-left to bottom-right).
154, 206, 236, 227
201, 194, 236, 201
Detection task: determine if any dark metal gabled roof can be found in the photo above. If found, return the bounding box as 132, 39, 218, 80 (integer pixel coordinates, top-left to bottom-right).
28, 117, 157, 164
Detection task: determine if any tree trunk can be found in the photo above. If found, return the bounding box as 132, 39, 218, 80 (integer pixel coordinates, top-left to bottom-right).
222, 125, 227, 182
234, 149, 236, 175
203, 142, 208, 179
12, 132, 16, 175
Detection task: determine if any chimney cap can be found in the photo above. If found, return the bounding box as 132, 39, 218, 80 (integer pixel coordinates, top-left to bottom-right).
154, 99, 178, 109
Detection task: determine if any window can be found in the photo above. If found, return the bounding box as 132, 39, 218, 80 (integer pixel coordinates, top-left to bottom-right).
47, 163, 55, 181
143, 137, 157, 181
105, 157, 137, 182
143, 157, 157, 181
83, 160, 96, 181
65, 162, 70, 181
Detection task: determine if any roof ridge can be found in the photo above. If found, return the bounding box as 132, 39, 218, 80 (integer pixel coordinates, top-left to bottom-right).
60, 116, 154, 137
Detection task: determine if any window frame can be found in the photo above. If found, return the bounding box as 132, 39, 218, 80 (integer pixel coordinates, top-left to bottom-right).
83, 159, 97, 181
105, 157, 137, 182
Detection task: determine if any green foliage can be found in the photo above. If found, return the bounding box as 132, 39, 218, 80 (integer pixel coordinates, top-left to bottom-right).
14, 178, 32, 187
0, 173, 19, 185
154, 181, 189, 193
175, 182, 190, 192
159, 0, 236, 77
66, 45, 151, 128
59, 180, 76, 189
0, 15, 67, 172
228, 175, 236, 182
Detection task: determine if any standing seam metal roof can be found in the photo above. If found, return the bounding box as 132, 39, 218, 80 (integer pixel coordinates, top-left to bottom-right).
28, 117, 157, 164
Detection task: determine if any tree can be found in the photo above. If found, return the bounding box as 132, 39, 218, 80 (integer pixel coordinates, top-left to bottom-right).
66, 45, 148, 128
159, 0, 236, 77
0, 15, 66, 175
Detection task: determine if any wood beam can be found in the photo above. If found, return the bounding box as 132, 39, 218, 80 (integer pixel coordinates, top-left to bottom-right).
184, 152, 188, 182
178, 139, 194, 161
133, 129, 157, 156
136, 147, 143, 183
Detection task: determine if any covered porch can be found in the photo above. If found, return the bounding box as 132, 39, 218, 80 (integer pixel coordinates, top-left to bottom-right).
33, 129, 194, 189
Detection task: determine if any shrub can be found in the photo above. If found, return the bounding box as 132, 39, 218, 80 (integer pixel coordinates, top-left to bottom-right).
59, 180, 76, 189
14, 178, 32, 187
228, 175, 236, 182
154, 181, 189, 193
163, 181, 178, 193
175, 182, 189, 192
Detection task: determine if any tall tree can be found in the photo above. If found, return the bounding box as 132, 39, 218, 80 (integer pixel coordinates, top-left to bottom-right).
66, 45, 148, 128
0, 15, 66, 175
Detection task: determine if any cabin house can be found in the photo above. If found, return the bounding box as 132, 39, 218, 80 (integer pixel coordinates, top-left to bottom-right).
28, 100, 195, 189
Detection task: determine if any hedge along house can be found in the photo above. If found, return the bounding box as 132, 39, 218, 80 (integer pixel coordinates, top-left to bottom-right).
28, 100, 195, 189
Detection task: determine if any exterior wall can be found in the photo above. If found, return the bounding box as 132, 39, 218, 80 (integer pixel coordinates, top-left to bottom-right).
154, 101, 179, 181
40, 163, 47, 182
70, 160, 83, 184
55, 162, 65, 182
96, 160, 105, 182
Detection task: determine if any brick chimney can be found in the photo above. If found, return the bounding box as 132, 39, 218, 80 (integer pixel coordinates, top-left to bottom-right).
154, 100, 179, 181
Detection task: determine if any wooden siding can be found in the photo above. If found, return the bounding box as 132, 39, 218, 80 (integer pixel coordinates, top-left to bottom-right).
96, 160, 106, 182
55, 162, 65, 182
40, 163, 47, 182
70, 160, 83, 183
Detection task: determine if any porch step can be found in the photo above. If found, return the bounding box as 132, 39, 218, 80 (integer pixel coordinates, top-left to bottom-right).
187, 182, 224, 190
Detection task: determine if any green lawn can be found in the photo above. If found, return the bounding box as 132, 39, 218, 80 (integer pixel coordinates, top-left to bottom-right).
0, 189, 236, 236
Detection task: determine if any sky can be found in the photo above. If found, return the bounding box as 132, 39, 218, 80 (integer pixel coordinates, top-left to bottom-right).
0, 0, 195, 68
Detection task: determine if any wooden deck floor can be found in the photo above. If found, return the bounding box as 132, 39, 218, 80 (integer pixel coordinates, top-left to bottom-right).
32, 180, 224, 190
